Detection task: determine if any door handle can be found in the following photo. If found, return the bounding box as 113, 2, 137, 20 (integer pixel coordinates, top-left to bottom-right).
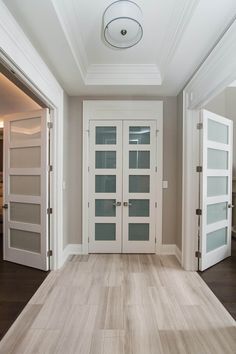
2, 204, 8, 210
123, 202, 132, 206
113, 201, 121, 207
228, 204, 235, 208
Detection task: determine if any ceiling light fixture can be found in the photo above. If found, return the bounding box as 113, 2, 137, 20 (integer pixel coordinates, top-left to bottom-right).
103, 0, 143, 49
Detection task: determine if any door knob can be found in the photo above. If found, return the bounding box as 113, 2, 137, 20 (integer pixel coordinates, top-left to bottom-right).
113, 201, 121, 207
228, 204, 235, 208
2, 204, 8, 209
123, 202, 132, 206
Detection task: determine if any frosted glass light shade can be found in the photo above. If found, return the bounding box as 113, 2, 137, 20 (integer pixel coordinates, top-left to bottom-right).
104, 1, 143, 49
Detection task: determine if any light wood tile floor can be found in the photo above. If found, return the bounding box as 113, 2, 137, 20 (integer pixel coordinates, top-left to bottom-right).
0, 254, 235, 354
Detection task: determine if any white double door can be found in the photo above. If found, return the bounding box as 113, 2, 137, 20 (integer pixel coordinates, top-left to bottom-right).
89, 120, 158, 253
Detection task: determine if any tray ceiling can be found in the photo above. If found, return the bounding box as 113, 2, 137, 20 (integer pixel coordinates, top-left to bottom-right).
3, 0, 236, 95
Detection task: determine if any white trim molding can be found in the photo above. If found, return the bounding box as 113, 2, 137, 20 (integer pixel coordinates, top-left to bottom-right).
82, 100, 163, 255
156, 244, 182, 264
86, 64, 161, 86
182, 18, 236, 271
0, 0, 64, 270
62, 244, 83, 265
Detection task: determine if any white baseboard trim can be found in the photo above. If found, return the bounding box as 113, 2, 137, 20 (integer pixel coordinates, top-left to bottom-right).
62, 244, 82, 265
157, 244, 182, 265
175, 246, 182, 265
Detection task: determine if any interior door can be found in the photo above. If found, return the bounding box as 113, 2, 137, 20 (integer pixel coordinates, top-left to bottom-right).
89, 120, 123, 252
122, 121, 157, 253
89, 120, 158, 253
3, 109, 49, 270
199, 109, 233, 270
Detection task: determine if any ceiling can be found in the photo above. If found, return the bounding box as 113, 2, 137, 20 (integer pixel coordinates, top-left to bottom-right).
0, 74, 40, 116
3, 0, 236, 96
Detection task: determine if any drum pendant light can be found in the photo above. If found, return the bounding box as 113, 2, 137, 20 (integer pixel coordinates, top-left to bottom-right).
103, 0, 143, 49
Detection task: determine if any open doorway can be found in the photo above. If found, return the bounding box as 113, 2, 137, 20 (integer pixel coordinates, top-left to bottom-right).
198, 83, 236, 320
0, 72, 50, 339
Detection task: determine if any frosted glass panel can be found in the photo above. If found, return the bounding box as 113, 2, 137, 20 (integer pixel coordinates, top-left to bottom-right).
208, 149, 228, 170
95, 175, 116, 193
207, 202, 227, 225
208, 119, 228, 144
96, 127, 116, 144
207, 177, 228, 197
206, 227, 227, 252
95, 199, 116, 217
10, 147, 41, 168
10, 175, 41, 196
129, 199, 149, 217
129, 127, 150, 144
129, 175, 150, 193
95, 223, 116, 241
10, 229, 41, 253
129, 151, 150, 169
10, 117, 41, 142
129, 223, 149, 241
10, 202, 41, 224
96, 151, 116, 169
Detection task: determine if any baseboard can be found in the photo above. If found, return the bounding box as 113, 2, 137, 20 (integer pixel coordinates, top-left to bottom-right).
157, 244, 182, 265
62, 244, 82, 265
175, 245, 182, 265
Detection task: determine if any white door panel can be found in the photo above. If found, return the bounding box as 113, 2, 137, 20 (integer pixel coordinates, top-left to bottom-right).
3, 109, 49, 270
200, 109, 233, 271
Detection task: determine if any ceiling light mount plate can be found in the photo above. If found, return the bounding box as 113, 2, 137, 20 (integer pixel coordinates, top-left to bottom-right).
103, 0, 143, 49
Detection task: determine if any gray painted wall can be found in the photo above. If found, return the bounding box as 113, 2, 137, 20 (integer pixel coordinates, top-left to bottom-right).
64, 96, 178, 247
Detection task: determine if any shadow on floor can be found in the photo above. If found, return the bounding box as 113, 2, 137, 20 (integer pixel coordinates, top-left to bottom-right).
199, 238, 236, 320
0, 233, 49, 340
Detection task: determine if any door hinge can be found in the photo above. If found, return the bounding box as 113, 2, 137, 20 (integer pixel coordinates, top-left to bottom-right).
47, 250, 53, 257
197, 123, 203, 130
47, 122, 53, 129
88, 202, 90, 207
88, 166, 90, 172
196, 209, 202, 216
155, 202, 157, 208
47, 207, 53, 214
48, 165, 53, 172
196, 166, 202, 173
155, 166, 157, 172
88, 237, 90, 243
155, 237, 157, 244
195, 250, 201, 258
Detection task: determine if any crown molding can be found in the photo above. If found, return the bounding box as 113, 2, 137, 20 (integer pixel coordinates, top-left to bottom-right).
85, 64, 162, 86
50, 0, 89, 79
159, 0, 200, 79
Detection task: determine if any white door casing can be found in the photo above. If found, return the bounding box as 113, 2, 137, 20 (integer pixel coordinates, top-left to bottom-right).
199, 109, 233, 270
3, 109, 49, 270
83, 101, 163, 254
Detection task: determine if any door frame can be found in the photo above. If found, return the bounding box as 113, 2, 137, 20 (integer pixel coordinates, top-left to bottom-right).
82, 100, 163, 254
0, 1, 65, 269
182, 19, 236, 270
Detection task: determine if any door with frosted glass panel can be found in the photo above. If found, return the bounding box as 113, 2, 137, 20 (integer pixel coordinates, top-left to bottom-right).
199, 110, 233, 271
122, 121, 157, 253
89, 121, 123, 252
3, 109, 49, 270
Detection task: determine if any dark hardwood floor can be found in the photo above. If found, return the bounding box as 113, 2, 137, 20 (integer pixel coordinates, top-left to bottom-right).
199, 237, 236, 320
0, 233, 49, 340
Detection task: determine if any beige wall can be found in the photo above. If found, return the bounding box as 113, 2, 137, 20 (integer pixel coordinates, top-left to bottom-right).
65, 96, 178, 246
